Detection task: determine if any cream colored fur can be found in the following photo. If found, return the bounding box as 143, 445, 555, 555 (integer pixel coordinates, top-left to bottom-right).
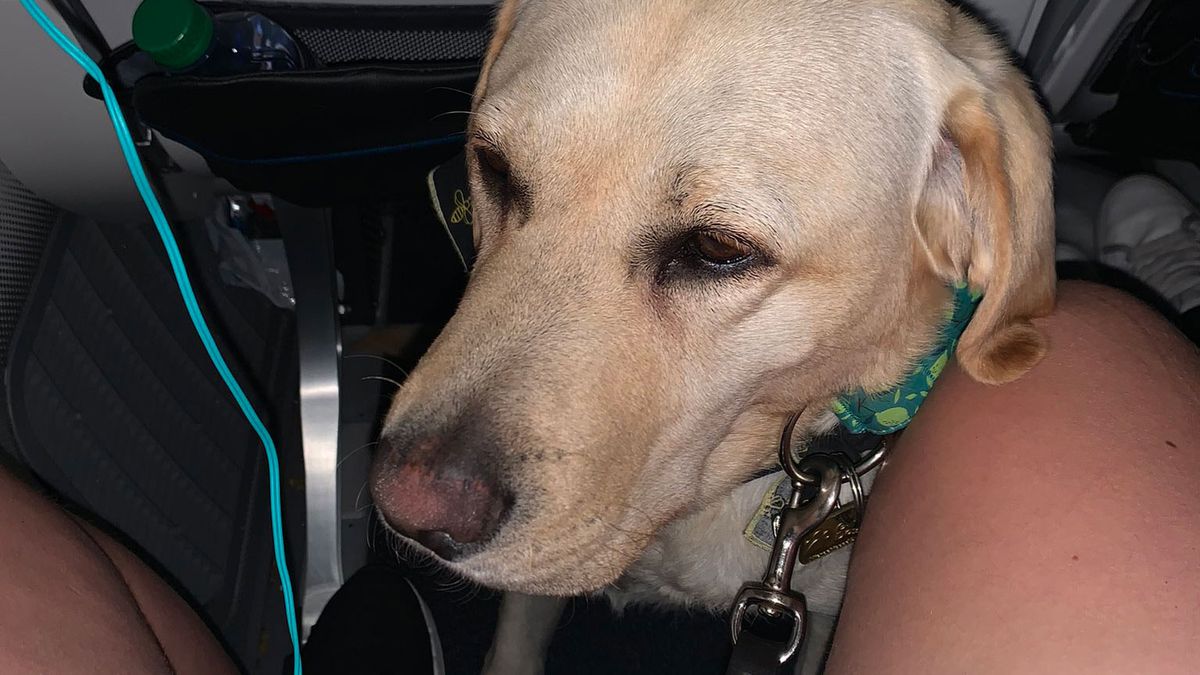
371, 0, 1056, 671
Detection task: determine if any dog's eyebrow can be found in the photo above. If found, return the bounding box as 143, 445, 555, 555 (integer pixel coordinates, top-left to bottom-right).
669, 167, 788, 244
469, 128, 504, 151
691, 201, 758, 227
670, 191, 787, 253
690, 201, 784, 254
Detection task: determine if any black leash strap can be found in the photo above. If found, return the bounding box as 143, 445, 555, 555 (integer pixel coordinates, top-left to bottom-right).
726, 630, 792, 675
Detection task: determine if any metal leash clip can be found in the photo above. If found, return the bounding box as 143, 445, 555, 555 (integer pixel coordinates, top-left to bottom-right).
728, 411, 882, 671
729, 452, 842, 666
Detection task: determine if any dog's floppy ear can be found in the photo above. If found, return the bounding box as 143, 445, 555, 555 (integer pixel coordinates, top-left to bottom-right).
913, 59, 1056, 385
473, 0, 524, 100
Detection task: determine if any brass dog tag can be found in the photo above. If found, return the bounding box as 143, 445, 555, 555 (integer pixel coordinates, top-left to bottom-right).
794, 502, 860, 564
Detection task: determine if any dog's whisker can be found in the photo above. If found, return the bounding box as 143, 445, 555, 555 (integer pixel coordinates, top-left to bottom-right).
593, 515, 655, 543
432, 109, 478, 121
369, 513, 482, 601
448, 578, 483, 604
368, 518, 385, 555
343, 353, 411, 377
352, 480, 371, 513
428, 86, 474, 97
362, 374, 404, 388
337, 441, 378, 470
430, 566, 482, 605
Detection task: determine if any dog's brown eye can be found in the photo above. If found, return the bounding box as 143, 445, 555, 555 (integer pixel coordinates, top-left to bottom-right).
476, 147, 510, 184
654, 228, 767, 285
691, 231, 752, 265
479, 147, 507, 176
473, 145, 530, 225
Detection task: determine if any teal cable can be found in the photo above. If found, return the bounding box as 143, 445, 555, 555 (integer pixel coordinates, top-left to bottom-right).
18, 2, 303, 672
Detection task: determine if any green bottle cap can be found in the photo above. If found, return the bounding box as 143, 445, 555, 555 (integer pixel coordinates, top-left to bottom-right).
132, 0, 214, 70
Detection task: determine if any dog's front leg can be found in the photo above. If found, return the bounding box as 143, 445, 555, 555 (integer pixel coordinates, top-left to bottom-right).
481, 592, 567, 675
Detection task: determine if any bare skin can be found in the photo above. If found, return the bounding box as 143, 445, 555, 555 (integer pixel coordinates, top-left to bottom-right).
828, 281, 1200, 674
0, 467, 236, 675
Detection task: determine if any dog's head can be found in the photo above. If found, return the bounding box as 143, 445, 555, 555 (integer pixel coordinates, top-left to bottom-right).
371, 0, 1055, 594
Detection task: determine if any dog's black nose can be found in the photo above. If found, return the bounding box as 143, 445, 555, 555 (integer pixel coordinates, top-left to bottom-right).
372, 433, 512, 561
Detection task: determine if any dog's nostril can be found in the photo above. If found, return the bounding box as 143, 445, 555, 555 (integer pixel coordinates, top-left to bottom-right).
375, 448, 512, 560
415, 530, 465, 561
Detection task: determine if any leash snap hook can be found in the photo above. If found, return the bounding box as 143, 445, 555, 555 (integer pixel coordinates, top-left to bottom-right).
729, 453, 842, 665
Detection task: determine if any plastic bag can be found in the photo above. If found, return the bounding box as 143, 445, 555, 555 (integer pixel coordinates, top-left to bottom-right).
205, 195, 295, 309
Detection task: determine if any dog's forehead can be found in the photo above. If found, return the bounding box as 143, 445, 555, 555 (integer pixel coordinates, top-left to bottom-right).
484, 0, 932, 208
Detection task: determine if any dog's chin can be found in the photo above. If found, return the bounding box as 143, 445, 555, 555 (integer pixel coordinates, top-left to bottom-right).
457, 556, 628, 597
394, 527, 646, 596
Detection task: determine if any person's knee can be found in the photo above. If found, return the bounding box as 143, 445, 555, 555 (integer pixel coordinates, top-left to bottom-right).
1023, 280, 1200, 397
1049, 280, 1195, 355
912, 278, 1200, 464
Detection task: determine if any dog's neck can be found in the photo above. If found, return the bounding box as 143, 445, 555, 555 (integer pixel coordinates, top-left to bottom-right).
832, 282, 982, 435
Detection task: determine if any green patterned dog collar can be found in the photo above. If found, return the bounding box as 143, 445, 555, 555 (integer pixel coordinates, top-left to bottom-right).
831, 283, 981, 435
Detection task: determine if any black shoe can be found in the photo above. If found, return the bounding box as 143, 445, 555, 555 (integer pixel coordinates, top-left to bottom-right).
301, 565, 443, 675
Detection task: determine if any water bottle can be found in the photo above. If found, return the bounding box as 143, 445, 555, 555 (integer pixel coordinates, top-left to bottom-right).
132, 0, 311, 75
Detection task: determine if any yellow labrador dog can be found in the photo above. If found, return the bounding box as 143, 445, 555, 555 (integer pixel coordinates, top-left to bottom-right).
371, 0, 1055, 670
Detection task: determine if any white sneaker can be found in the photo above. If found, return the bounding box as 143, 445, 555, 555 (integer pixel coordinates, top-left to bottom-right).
1096, 175, 1200, 314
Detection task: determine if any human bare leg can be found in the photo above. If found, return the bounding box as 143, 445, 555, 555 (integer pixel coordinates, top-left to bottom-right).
827, 281, 1200, 674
